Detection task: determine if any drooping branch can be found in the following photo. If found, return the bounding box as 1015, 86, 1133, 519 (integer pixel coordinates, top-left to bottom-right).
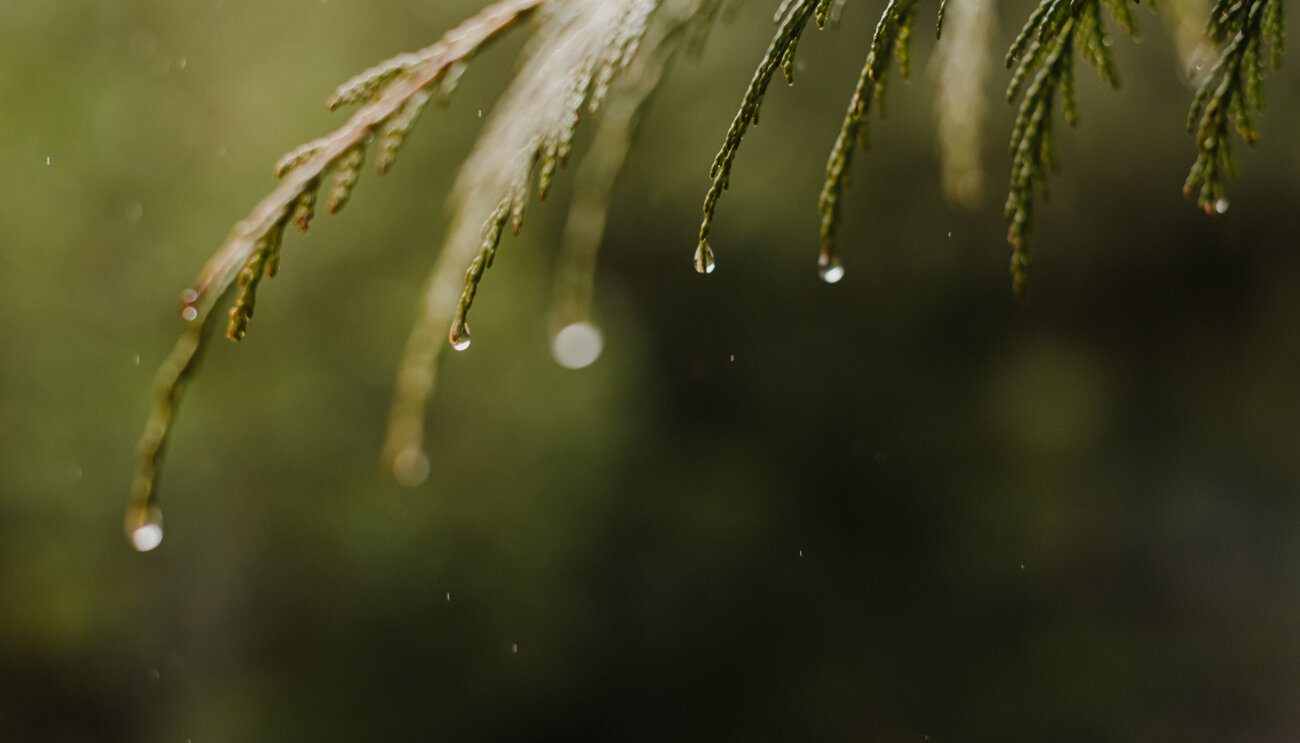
126, 0, 546, 550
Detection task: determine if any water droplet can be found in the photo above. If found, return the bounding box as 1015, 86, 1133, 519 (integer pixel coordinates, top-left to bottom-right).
45, 155, 51, 166
694, 243, 716, 274
133, 354, 141, 365
445, 592, 451, 602
450, 322, 471, 351
181, 306, 198, 322
551, 322, 603, 369
392, 446, 430, 487
128, 507, 164, 552
511, 643, 518, 654
818, 254, 845, 284
1214, 198, 1229, 214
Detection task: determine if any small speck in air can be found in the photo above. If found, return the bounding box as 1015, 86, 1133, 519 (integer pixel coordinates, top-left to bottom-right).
45, 156, 51, 165
798, 550, 804, 557
511, 643, 518, 654
445, 592, 451, 602
478, 110, 483, 118
133, 354, 141, 365
729, 354, 735, 362
947, 231, 952, 237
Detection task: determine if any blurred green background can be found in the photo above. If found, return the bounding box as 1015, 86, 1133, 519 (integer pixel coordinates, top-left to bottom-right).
3, 0, 1300, 740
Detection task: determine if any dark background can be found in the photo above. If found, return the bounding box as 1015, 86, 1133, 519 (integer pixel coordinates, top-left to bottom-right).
3, 0, 1300, 740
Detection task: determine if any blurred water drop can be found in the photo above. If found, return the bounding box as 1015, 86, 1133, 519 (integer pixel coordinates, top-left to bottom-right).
1214, 198, 1229, 214
511, 643, 518, 654
181, 306, 198, 322
392, 447, 431, 487
130, 508, 164, 552
126, 201, 144, 223
818, 255, 845, 284
551, 322, 603, 369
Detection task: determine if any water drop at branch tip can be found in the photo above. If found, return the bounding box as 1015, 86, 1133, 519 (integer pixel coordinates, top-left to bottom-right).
392, 446, 431, 488
818, 254, 845, 284
127, 507, 164, 552
552, 322, 603, 369
450, 323, 471, 351
694, 243, 716, 274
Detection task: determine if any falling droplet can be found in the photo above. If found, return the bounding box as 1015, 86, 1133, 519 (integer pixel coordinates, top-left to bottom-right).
818, 254, 845, 284
511, 643, 518, 654
392, 446, 430, 488
551, 322, 603, 369
445, 592, 452, 602
128, 507, 164, 552
694, 242, 716, 274
1214, 198, 1229, 214
450, 321, 471, 351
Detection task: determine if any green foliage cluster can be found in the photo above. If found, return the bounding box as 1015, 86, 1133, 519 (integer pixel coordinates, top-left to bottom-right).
1002, 0, 1137, 298
129, 0, 1288, 549
1184, 0, 1286, 213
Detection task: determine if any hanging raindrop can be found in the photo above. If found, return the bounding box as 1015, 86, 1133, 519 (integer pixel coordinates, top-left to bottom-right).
818, 254, 845, 284
694, 242, 716, 274
551, 322, 604, 369
391, 446, 431, 488
450, 321, 471, 351
1214, 198, 1229, 214
128, 506, 164, 552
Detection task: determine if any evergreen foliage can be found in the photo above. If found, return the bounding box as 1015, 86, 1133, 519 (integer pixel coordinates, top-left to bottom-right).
127, 0, 1287, 549
1184, 0, 1286, 213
